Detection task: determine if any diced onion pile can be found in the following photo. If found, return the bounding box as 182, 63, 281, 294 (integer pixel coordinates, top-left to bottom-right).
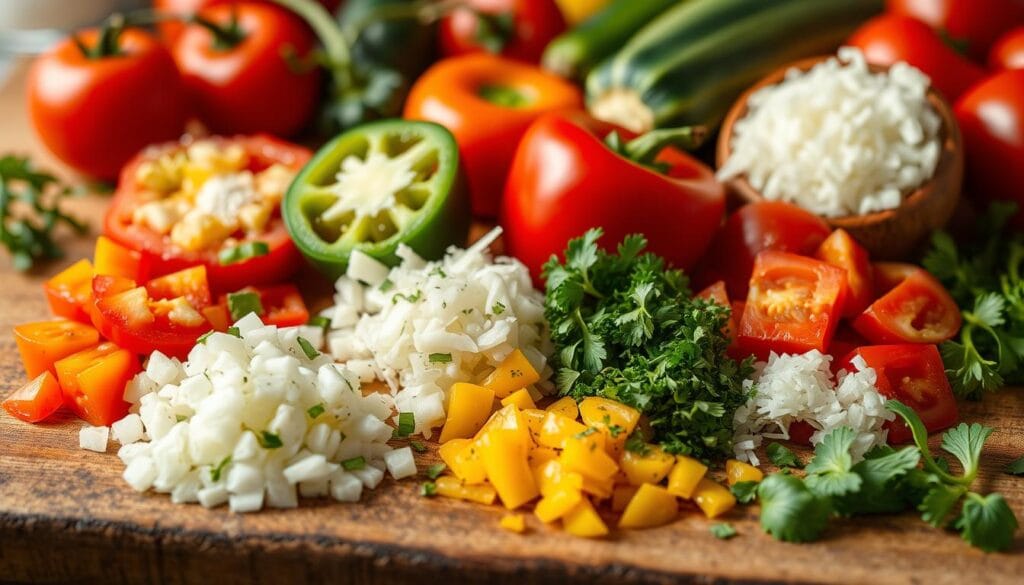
717, 47, 941, 217
112, 314, 416, 513
323, 227, 552, 437
732, 350, 894, 466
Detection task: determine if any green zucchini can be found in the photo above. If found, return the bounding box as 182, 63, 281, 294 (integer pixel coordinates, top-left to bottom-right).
585, 0, 883, 133
541, 0, 679, 81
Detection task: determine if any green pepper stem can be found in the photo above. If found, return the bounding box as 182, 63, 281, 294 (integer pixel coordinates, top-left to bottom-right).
623, 126, 708, 165
272, 0, 353, 88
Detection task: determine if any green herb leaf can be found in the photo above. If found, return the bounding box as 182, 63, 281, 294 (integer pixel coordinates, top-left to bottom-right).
624, 430, 650, 456
428, 353, 453, 364
210, 455, 231, 482
757, 473, 832, 543
492, 301, 506, 315
307, 403, 325, 419
954, 492, 1019, 552
410, 441, 427, 453
921, 483, 966, 528
297, 336, 320, 360
342, 456, 366, 471
379, 279, 394, 292
308, 315, 331, 330
940, 422, 992, 482
420, 481, 437, 497
396, 412, 415, 438
710, 523, 737, 540
218, 241, 269, 265
196, 330, 215, 344
425, 463, 446, 480
731, 481, 759, 504
767, 443, 803, 469
227, 326, 240, 338
227, 291, 263, 322
805, 427, 862, 497
257, 430, 283, 449
1005, 456, 1024, 476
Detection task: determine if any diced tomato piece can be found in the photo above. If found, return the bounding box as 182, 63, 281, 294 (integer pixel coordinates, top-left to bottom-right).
2, 371, 65, 423
738, 251, 848, 359
815, 229, 873, 317
841, 345, 958, 443
13, 320, 101, 379
94, 235, 149, 281
872, 262, 918, 296
829, 327, 871, 370
54, 342, 138, 426
213, 284, 310, 328
145, 265, 212, 309
43, 259, 95, 323
853, 264, 961, 345
787, 420, 815, 445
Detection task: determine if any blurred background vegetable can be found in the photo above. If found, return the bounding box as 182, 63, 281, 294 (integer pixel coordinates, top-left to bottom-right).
438, 0, 566, 63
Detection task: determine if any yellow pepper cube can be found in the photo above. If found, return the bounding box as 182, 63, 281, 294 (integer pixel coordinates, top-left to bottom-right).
501, 388, 537, 411
483, 349, 540, 398
439, 438, 488, 484
439, 383, 496, 443
693, 478, 737, 519
531, 459, 583, 497
474, 404, 531, 449
546, 396, 579, 420
560, 434, 618, 482
528, 446, 559, 468
499, 513, 527, 534
578, 396, 641, 437
537, 411, 589, 449
620, 445, 676, 486
480, 429, 539, 509
435, 476, 497, 505
618, 483, 679, 529
666, 455, 708, 499
522, 408, 546, 441
562, 498, 608, 538
726, 459, 764, 485
580, 474, 615, 500
611, 485, 639, 513
534, 485, 583, 523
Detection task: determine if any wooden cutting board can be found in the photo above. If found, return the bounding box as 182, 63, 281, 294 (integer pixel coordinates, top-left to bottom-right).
1, 60, 1022, 585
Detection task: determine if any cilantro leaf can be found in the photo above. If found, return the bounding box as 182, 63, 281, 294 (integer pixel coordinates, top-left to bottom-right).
940, 422, 992, 482
766, 443, 803, 469
805, 427, 862, 497
955, 493, 1019, 552
1006, 456, 1024, 476
834, 446, 923, 515
731, 481, 759, 504
757, 473, 832, 543
921, 483, 966, 527
710, 523, 737, 540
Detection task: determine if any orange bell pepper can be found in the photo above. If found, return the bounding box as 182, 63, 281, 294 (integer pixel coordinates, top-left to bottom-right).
2, 371, 64, 423
13, 320, 101, 379
43, 259, 95, 323
93, 235, 148, 281
54, 342, 139, 426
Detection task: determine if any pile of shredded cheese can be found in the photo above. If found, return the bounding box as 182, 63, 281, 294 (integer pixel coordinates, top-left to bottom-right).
323, 227, 553, 437
732, 350, 894, 466
717, 47, 941, 217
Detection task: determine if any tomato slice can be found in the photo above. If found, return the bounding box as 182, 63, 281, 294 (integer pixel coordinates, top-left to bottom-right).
44, 259, 95, 324
103, 135, 310, 292
841, 344, 959, 444
94, 235, 149, 281
738, 251, 848, 359
145, 265, 212, 309
13, 320, 101, 379
815, 229, 873, 317
2, 371, 65, 423
54, 342, 138, 427
853, 264, 961, 344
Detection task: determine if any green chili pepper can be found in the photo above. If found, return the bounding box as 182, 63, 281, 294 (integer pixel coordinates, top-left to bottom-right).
283, 119, 470, 280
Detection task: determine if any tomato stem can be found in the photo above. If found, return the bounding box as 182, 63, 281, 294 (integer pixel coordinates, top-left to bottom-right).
272, 0, 353, 88
340, 0, 464, 41
190, 5, 248, 51
74, 13, 127, 59
624, 126, 708, 165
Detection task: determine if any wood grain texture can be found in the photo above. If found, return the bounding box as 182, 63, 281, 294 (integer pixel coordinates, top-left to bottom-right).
0, 60, 1023, 585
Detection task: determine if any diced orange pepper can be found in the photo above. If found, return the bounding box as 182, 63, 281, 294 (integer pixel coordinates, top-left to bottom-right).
93, 235, 147, 281
500, 388, 537, 411
619, 445, 676, 486
535, 485, 583, 523
55, 342, 139, 426
439, 438, 488, 484
578, 396, 640, 437
562, 497, 608, 538
434, 476, 497, 505
499, 513, 526, 533
480, 428, 539, 509
43, 259, 94, 323
527, 446, 559, 467
13, 320, 101, 379
483, 349, 540, 398
536, 410, 588, 449
611, 485, 639, 513
546, 395, 579, 420
531, 459, 583, 497
666, 455, 708, 499
560, 433, 618, 482
619, 483, 679, 529
2, 372, 64, 423
726, 459, 764, 485
693, 478, 736, 519
439, 383, 496, 443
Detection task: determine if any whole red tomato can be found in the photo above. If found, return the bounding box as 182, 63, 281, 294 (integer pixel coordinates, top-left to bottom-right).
955, 69, 1024, 225
154, 0, 343, 43
847, 13, 986, 103
439, 0, 566, 63
27, 27, 189, 180
172, 2, 321, 137
989, 26, 1024, 69
887, 0, 1024, 61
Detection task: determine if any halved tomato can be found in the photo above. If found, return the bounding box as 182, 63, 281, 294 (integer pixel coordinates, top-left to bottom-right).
841, 344, 958, 443
853, 264, 961, 345
55, 342, 138, 426
13, 320, 101, 379
2, 372, 65, 423
815, 228, 873, 317
738, 251, 848, 359
44, 259, 95, 324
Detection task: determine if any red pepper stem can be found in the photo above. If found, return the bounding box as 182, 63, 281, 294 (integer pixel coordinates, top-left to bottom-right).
623, 126, 708, 165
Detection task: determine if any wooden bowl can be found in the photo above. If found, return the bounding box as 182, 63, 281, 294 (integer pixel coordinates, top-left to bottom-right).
716, 56, 964, 260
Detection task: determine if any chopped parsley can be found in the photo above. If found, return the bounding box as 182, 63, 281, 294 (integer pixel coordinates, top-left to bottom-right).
342, 456, 366, 471
425, 463, 446, 480
196, 330, 215, 344
257, 430, 283, 449
308, 315, 331, 330
428, 352, 453, 364
210, 456, 232, 482
730, 481, 759, 504
307, 403, 326, 419
227, 291, 263, 321
392, 290, 422, 304
379, 279, 394, 292
297, 336, 320, 360
766, 443, 803, 469
226, 326, 240, 338
420, 481, 437, 497
410, 441, 427, 453
492, 301, 506, 315
396, 412, 415, 438
710, 523, 737, 540
218, 241, 269, 265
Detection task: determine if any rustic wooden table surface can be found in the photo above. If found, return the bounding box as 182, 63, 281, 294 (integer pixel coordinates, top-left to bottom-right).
0, 59, 1022, 585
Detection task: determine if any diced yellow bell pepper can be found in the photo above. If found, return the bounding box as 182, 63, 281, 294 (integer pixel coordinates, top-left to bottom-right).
666, 455, 708, 499
546, 396, 579, 420
537, 411, 589, 449
692, 478, 736, 519
579, 397, 640, 436
439, 383, 495, 443
531, 459, 584, 497
534, 485, 583, 523
528, 446, 559, 468
483, 349, 540, 398
580, 474, 615, 499
560, 433, 618, 482
475, 404, 531, 449
499, 513, 526, 534
604, 434, 627, 461
726, 459, 764, 485
480, 429, 539, 509
434, 476, 497, 505
562, 498, 608, 538
438, 438, 488, 484
619, 445, 676, 486
618, 483, 679, 529
522, 408, 546, 441
501, 388, 537, 411
611, 485, 639, 513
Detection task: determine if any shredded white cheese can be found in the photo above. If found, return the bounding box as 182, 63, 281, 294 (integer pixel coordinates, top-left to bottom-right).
324, 227, 553, 437
717, 47, 942, 217
732, 350, 894, 466
114, 315, 412, 512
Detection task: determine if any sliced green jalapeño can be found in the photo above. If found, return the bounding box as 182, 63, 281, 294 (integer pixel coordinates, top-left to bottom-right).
283, 120, 470, 280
